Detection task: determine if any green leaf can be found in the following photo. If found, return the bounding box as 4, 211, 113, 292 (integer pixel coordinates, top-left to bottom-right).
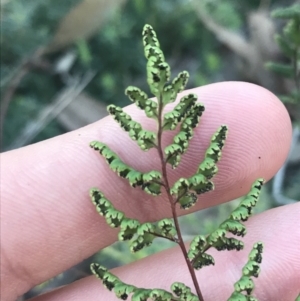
126, 170, 143, 187
130, 234, 154, 252
197, 157, 218, 179
227, 292, 252, 301
132, 289, 152, 301
163, 111, 181, 131
162, 84, 177, 106
163, 93, 197, 130
157, 219, 176, 236
229, 242, 263, 300
113, 283, 136, 300
170, 175, 212, 207
205, 142, 223, 163
242, 261, 261, 278
137, 129, 157, 151
248, 178, 264, 198
191, 253, 215, 270
162, 71, 189, 105
128, 122, 144, 141
271, 4, 300, 19
105, 208, 125, 228
91, 268, 120, 291
102, 272, 121, 291
109, 159, 131, 178
144, 45, 165, 65
170, 178, 198, 209
107, 105, 157, 150
118, 218, 141, 241
130, 222, 156, 252
90, 263, 107, 280
220, 220, 246, 237
125, 86, 158, 119
142, 170, 162, 195
193, 126, 227, 181
248, 242, 263, 263
207, 228, 226, 245
265, 62, 294, 78
172, 71, 190, 95
146, 56, 169, 96
107, 105, 145, 140
142, 24, 160, 49
188, 173, 214, 195
76, 39, 92, 66
170, 178, 189, 197
279, 93, 300, 104
90, 188, 113, 216
170, 282, 199, 301
229, 178, 264, 222
230, 206, 252, 222
181, 103, 205, 134
274, 34, 295, 57
130, 235, 146, 253
142, 181, 161, 195
240, 196, 259, 211
211, 125, 228, 146
234, 276, 254, 295
149, 289, 173, 301
178, 192, 198, 210
165, 143, 182, 169
89, 189, 128, 231
90, 141, 115, 163
206, 125, 228, 162
90, 142, 162, 193
171, 282, 191, 297
137, 222, 155, 235
283, 19, 300, 46
163, 103, 205, 166
216, 237, 244, 251
173, 131, 189, 153
189, 235, 206, 253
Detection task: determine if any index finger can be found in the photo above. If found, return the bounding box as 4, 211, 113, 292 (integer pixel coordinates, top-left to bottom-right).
0, 82, 292, 301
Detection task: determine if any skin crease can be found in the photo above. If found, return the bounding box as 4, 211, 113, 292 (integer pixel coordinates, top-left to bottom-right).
0, 81, 298, 301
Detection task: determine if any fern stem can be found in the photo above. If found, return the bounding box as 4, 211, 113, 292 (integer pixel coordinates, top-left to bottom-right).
147, 231, 178, 243
156, 95, 205, 301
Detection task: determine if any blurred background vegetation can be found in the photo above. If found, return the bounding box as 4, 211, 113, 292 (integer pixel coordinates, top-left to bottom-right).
1, 0, 299, 299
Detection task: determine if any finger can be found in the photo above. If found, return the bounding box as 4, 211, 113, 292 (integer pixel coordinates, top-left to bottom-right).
30, 202, 300, 301
1, 82, 292, 301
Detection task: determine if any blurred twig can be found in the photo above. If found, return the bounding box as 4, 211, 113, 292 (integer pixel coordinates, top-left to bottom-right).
45, 0, 127, 53
1, 63, 30, 124
0, 48, 50, 133
5, 70, 96, 151
191, 1, 284, 92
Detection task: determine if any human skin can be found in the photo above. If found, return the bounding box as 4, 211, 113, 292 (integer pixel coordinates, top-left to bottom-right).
1, 82, 299, 301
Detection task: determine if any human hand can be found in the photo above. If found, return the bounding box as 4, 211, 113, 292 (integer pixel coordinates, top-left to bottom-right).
1, 82, 299, 301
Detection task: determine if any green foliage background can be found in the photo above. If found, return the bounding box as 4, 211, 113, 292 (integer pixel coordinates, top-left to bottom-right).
3, 0, 290, 148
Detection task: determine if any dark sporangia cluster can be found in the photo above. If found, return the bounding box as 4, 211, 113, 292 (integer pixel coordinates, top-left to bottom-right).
89, 24, 264, 301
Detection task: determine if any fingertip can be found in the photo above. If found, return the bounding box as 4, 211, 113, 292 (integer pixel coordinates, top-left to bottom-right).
183, 82, 292, 204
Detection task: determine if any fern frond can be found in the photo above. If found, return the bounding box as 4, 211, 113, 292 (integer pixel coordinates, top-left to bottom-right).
90, 142, 162, 195
227, 242, 263, 301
